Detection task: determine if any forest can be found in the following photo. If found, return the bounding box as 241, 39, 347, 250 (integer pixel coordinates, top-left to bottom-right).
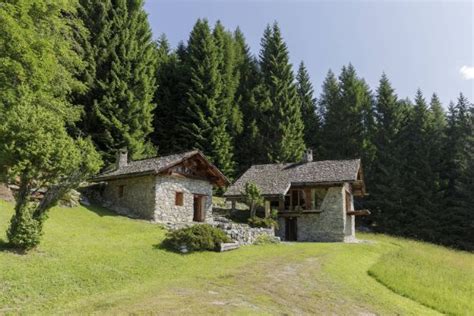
0, 0, 472, 251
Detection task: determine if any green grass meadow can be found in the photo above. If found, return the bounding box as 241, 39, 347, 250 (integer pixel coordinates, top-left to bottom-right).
0, 200, 472, 315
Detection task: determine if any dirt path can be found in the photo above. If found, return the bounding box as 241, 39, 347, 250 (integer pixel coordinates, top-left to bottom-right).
108, 254, 378, 315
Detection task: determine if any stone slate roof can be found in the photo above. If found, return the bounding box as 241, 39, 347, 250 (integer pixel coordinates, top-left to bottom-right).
92, 150, 228, 185
224, 159, 361, 197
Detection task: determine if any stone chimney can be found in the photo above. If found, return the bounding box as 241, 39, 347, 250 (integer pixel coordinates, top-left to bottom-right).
302, 149, 313, 163
116, 148, 128, 169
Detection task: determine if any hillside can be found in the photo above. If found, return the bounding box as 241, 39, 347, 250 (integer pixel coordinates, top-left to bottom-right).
0, 201, 472, 315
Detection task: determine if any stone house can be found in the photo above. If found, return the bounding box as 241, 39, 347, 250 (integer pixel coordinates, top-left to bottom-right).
224, 150, 368, 242
91, 149, 229, 223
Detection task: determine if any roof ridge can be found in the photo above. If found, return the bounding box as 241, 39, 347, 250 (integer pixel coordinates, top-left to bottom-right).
127, 149, 199, 164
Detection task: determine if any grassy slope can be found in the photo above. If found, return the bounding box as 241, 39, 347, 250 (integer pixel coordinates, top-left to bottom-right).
0, 201, 471, 315
368, 236, 474, 315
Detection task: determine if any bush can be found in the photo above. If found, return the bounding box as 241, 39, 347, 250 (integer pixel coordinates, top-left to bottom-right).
162, 224, 231, 253
7, 205, 44, 250
248, 216, 278, 229
254, 234, 280, 245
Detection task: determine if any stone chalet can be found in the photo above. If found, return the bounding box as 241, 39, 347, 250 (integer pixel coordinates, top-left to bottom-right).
91, 149, 229, 222
224, 150, 368, 242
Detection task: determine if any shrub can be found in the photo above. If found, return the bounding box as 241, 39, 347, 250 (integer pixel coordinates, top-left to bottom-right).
162, 224, 231, 253
248, 216, 278, 229
7, 205, 45, 250
254, 234, 280, 245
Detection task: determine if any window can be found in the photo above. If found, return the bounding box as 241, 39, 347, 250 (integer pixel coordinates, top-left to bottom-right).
118, 185, 124, 198
175, 192, 184, 206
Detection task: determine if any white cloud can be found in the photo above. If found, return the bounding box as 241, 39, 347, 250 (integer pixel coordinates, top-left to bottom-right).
460, 65, 474, 80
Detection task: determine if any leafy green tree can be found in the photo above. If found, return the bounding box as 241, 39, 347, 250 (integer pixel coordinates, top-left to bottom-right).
75, 0, 157, 164
183, 19, 235, 176
0, 0, 102, 250
242, 182, 264, 218
259, 23, 305, 162
296, 62, 320, 150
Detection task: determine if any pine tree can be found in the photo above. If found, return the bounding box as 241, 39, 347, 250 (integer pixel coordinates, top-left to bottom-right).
259, 23, 305, 162
233, 28, 265, 172
151, 35, 189, 154
296, 62, 320, 150
320, 64, 372, 160
397, 90, 438, 240
183, 19, 234, 176
213, 21, 242, 140
367, 74, 405, 230
439, 94, 474, 250
75, 0, 157, 164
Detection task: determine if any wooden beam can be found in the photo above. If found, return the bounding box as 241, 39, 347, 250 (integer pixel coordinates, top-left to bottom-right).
346, 209, 371, 216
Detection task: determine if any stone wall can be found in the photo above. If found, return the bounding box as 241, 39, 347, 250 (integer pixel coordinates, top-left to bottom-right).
154, 176, 213, 223
100, 175, 156, 219
276, 185, 354, 242
213, 217, 276, 245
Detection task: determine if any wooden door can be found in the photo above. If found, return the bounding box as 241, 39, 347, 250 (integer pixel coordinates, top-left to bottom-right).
193, 195, 204, 222
285, 217, 297, 241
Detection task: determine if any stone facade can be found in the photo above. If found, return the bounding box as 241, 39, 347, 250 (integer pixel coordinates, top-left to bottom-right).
101, 175, 156, 219
92, 174, 213, 223
154, 176, 212, 223
276, 184, 355, 242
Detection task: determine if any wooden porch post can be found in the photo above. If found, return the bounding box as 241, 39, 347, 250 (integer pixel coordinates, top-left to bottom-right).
264, 200, 271, 218
278, 195, 285, 212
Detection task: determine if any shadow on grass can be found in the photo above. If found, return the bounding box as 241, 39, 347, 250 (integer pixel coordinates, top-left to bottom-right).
0, 239, 27, 255
79, 203, 121, 218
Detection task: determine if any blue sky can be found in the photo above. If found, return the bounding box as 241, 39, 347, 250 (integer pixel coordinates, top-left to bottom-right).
144, 0, 473, 106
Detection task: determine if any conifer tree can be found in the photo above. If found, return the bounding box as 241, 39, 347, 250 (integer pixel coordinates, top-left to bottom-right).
213, 21, 242, 140
397, 90, 438, 240
233, 28, 265, 171
296, 62, 320, 150
367, 74, 405, 230
439, 94, 473, 250
320, 64, 372, 160
183, 19, 234, 176
259, 23, 305, 162
75, 0, 157, 164
151, 35, 189, 154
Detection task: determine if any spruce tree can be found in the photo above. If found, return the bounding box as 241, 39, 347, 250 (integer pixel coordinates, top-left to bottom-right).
75, 0, 157, 164
320, 64, 372, 160
183, 19, 234, 177
439, 94, 474, 250
296, 62, 320, 151
397, 90, 437, 240
367, 74, 405, 230
233, 28, 265, 172
213, 21, 242, 140
151, 35, 189, 154
259, 23, 305, 162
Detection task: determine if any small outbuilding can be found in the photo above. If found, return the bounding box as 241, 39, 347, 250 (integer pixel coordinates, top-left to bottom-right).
91, 149, 229, 223
224, 150, 368, 242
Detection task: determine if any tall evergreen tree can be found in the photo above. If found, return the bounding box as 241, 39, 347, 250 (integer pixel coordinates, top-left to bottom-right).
320, 64, 373, 160
233, 28, 264, 172
75, 0, 157, 164
213, 21, 242, 140
296, 62, 320, 151
367, 74, 405, 230
439, 94, 474, 250
183, 19, 234, 176
259, 23, 305, 162
151, 35, 189, 154
397, 90, 438, 240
